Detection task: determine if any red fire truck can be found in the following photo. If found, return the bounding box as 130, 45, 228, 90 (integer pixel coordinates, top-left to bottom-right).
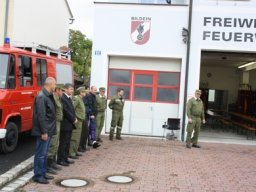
0, 38, 73, 153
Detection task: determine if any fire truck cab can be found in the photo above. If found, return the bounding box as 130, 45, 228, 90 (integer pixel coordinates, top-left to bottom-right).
0, 38, 73, 153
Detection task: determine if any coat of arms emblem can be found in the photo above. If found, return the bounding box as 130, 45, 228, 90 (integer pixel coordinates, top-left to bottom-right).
131, 18, 151, 45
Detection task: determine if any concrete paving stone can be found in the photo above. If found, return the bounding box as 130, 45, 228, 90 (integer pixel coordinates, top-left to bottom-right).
5, 183, 19, 188
13, 179, 27, 186
5, 171, 18, 178
18, 176, 30, 182
0, 173, 13, 182
0, 186, 15, 191
0, 177, 9, 186
15, 137, 256, 191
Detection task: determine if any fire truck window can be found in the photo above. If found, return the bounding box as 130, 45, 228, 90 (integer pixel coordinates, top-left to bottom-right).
18, 56, 32, 87
7, 55, 16, 89
36, 58, 47, 86
0, 53, 9, 89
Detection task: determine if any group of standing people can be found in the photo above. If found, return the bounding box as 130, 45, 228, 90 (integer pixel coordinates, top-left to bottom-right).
31, 76, 206, 184
31, 77, 125, 184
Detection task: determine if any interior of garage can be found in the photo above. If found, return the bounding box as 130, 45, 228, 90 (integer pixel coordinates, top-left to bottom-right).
199, 51, 256, 144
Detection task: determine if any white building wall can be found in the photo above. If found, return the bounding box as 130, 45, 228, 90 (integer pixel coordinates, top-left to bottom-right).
92, 0, 256, 139
99, 0, 188, 4
92, 3, 188, 86
11, 0, 71, 49
188, 0, 256, 96
91, 3, 188, 137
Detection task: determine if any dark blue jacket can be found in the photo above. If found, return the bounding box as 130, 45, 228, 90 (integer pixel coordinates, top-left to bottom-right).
84, 92, 96, 116
32, 88, 56, 136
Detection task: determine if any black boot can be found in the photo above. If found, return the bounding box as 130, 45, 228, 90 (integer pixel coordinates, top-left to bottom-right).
109, 127, 114, 141
116, 127, 123, 140
47, 158, 57, 174
88, 138, 93, 146
49, 156, 62, 170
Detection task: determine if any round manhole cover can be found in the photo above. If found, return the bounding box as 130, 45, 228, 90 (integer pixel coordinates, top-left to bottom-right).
60, 179, 88, 188
106, 175, 133, 184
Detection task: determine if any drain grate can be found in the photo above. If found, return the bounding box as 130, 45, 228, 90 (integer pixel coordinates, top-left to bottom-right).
60, 179, 88, 188
106, 175, 134, 184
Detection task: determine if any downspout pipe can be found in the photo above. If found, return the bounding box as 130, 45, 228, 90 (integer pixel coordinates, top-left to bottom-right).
181, 0, 193, 141
4, 0, 10, 38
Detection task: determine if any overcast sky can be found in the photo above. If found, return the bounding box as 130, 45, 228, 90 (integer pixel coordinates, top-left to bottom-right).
68, 0, 94, 39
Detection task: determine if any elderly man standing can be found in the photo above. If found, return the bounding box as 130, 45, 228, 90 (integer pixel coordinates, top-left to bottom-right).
186, 89, 206, 149
32, 77, 56, 184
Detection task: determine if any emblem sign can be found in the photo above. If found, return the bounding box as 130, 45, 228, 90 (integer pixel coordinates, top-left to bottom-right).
131, 17, 151, 45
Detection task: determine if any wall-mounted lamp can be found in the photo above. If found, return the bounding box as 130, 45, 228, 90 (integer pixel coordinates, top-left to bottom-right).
238, 61, 256, 69
69, 18, 75, 25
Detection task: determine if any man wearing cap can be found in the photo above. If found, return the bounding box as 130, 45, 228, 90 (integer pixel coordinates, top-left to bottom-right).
69, 87, 86, 159
47, 84, 64, 174
57, 83, 77, 166
95, 87, 107, 142
186, 89, 206, 149
79, 85, 90, 152
109, 88, 125, 140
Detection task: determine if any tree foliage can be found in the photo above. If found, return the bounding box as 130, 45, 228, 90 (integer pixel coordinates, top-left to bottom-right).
68, 29, 92, 84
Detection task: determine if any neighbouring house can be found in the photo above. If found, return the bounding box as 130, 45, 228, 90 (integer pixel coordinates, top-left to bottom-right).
0, 0, 73, 49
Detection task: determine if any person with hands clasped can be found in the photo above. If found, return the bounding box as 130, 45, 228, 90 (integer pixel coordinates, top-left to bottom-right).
57, 83, 77, 166
32, 77, 57, 184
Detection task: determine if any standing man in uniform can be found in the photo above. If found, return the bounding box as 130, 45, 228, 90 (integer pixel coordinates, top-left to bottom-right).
186, 89, 206, 149
32, 77, 56, 184
79, 85, 90, 152
47, 84, 64, 174
109, 88, 125, 140
69, 87, 86, 159
57, 83, 77, 166
95, 87, 107, 142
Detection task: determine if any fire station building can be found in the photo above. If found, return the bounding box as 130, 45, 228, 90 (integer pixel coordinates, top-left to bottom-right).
91, 0, 256, 142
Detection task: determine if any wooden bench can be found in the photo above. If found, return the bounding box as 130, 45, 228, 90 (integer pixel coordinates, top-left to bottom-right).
218, 117, 235, 132
232, 122, 256, 140
208, 110, 256, 139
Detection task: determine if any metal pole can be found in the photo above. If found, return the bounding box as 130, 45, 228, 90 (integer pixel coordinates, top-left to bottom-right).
4, 0, 10, 38
181, 0, 193, 141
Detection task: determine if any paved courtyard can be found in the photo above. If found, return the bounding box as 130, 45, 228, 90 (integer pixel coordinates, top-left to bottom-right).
20, 136, 256, 192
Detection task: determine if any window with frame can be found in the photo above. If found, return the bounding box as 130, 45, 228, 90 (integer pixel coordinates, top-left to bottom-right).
108, 69, 180, 103
36, 58, 47, 86
156, 72, 179, 103
18, 56, 33, 87
133, 73, 153, 101
108, 69, 131, 99
7, 55, 16, 89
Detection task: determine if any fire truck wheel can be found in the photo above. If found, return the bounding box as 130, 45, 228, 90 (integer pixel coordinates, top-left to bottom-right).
0, 122, 19, 153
